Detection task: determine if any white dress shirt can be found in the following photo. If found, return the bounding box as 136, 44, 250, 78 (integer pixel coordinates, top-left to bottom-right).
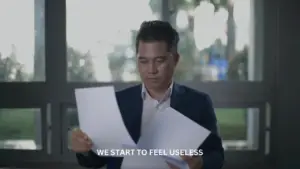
140, 82, 173, 135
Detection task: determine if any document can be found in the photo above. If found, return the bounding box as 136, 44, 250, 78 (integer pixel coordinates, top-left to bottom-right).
75, 86, 135, 156
121, 154, 170, 169
138, 106, 210, 150
121, 107, 211, 169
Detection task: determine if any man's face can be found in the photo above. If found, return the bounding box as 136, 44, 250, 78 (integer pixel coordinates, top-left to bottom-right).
137, 41, 179, 90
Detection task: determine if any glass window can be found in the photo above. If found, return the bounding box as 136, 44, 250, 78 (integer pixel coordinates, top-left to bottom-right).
0, 0, 45, 82
66, 0, 162, 82
66, 107, 259, 151
0, 108, 42, 150
216, 108, 259, 150
66, 0, 259, 82
171, 0, 258, 81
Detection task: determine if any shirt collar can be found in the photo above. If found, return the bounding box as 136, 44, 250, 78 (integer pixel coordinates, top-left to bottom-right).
141, 81, 174, 100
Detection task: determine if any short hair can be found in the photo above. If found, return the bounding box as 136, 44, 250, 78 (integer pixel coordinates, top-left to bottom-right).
135, 20, 179, 53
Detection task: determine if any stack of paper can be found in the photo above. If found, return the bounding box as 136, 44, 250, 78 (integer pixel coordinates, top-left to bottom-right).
75, 86, 211, 169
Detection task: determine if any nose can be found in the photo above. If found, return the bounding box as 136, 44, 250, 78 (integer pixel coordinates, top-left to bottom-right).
148, 62, 158, 74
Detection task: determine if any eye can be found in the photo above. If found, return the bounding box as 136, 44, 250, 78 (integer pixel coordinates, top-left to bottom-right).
139, 59, 148, 64
156, 58, 166, 63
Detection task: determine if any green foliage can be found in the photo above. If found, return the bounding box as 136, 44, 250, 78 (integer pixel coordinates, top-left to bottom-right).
0, 45, 27, 81
0, 45, 97, 141
0, 0, 248, 142
227, 47, 248, 80
0, 109, 35, 139
67, 47, 96, 82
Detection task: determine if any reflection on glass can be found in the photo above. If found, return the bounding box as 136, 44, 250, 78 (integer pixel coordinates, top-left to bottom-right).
66, 107, 259, 150
66, 0, 161, 82
0, 108, 42, 150
173, 0, 254, 81
0, 0, 45, 82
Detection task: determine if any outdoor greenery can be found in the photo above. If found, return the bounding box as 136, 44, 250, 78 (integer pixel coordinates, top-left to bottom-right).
0, 0, 248, 144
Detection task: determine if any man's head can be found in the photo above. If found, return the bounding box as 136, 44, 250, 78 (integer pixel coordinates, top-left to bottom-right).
136, 20, 180, 91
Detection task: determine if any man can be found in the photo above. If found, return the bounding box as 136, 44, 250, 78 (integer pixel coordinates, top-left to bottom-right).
71, 20, 224, 169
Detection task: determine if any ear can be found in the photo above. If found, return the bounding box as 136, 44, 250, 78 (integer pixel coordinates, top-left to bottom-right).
174, 53, 180, 65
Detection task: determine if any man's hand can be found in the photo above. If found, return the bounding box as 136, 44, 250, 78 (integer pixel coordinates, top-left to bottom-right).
70, 128, 93, 153
167, 156, 203, 169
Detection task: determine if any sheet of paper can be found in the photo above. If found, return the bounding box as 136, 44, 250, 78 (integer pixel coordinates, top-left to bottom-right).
75, 86, 135, 156
121, 154, 170, 169
121, 144, 170, 169
137, 107, 211, 167
122, 144, 186, 169
162, 156, 190, 169
122, 143, 190, 169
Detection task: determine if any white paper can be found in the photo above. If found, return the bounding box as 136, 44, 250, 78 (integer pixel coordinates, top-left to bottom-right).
121, 154, 170, 169
75, 86, 135, 156
121, 107, 211, 169
121, 144, 170, 169
138, 107, 210, 151
121, 144, 186, 169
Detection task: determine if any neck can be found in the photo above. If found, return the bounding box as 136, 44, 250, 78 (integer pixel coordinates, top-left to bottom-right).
145, 81, 172, 100
148, 89, 167, 100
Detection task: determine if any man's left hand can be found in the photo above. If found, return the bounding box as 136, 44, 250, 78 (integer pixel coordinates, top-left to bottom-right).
167, 156, 203, 169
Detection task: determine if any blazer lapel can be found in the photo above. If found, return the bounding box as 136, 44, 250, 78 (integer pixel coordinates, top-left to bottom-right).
125, 85, 143, 143
130, 86, 143, 143
118, 85, 143, 144
170, 83, 186, 112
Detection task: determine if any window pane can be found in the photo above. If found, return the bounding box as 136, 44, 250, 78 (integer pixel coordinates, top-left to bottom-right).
66, 107, 259, 151
171, 0, 260, 81
66, 0, 162, 82
216, 108, 259, 150
0, 108, 42, 150
0, 0, 45, 82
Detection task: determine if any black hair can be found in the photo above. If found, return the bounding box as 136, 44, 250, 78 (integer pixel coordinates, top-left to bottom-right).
135, 20, 179, 53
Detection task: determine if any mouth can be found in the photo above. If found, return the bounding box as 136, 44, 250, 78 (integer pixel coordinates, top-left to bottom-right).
147, 78, 159, 81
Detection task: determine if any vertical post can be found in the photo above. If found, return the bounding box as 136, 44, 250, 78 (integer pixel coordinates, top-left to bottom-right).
226, 0, 236, 61
34, 0, 45, 149
247, 0, 263, 150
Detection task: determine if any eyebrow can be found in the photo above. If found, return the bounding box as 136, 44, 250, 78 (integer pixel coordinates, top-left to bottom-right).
138, 56, 167, 60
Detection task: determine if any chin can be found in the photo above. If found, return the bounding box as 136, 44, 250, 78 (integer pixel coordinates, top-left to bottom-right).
145, 82, 162, 89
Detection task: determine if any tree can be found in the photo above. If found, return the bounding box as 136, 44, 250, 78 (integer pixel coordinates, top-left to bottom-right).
67, 46, 96, 82
0, 45, 28, 140
67, 46, 97, 127
105, 0, 242, 82
0, 45, 27, 82
227, 47, 248, 80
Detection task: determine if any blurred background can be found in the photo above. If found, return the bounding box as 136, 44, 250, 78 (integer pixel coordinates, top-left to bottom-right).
0, 0, 298, 169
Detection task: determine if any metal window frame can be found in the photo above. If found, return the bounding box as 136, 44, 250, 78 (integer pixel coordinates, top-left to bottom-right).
0, 0, 275, 168
59, 102, 268, 167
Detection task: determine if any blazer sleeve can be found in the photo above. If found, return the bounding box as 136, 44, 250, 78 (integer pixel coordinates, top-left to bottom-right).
199, 94, 225, 169
76, 151, 108, 168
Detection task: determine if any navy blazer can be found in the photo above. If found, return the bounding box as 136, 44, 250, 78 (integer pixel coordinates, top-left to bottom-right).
76, 83, 224, 169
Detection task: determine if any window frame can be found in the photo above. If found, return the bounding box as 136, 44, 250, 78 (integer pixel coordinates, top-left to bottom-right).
0, 0, 274, 168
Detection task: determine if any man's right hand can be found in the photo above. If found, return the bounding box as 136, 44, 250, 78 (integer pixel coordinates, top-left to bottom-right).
71, 128, 93, 153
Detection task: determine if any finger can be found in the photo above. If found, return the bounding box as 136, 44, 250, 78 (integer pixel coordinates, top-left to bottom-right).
83, 133, 89, 140
167, 162, 179, 169
181, 155, 193, 162
85, 137, 93, 145
76, 136, 92, 146
74, 130, 88, 140
72, 128, 82, 137
77, 136, 88, 143
73, 127, 82, 134
81, 132, 92, 143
